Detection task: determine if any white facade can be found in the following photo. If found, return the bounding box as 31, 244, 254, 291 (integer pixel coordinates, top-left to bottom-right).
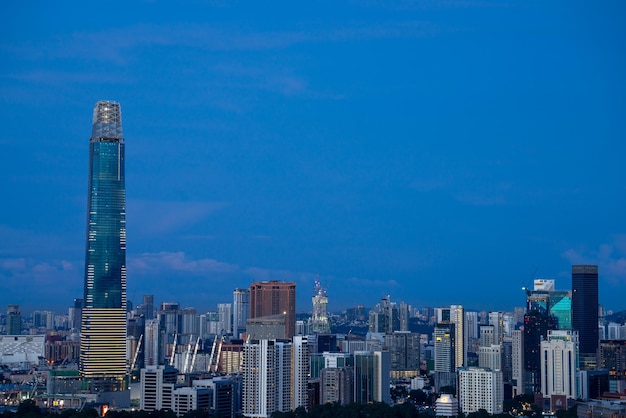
242, 338, 308, 418
458, 367, 503, 415
450, 305, 465, 368
478, 345, 501, 371
291, 336, 309, 410
540, 330, 579, 399
511, 330, 524, 396
434, 325, 454, 372
144, 319, 160, 366
140, 365, 177, 412
233, 288, 250, 337
218, 303, 232, 336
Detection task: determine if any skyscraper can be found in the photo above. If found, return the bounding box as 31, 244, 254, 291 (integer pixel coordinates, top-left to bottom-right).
249, 281, 296, 339
233, 288, 250, 337
310, 280, 330, 334
80, 101, 127, 384
572, 265, 599, 359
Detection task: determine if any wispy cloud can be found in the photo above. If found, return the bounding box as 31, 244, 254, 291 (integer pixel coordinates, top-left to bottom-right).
0, 257, 82, 307
561, 235, 626, 286
128, 251, 238, 276
127, 200, 228, 236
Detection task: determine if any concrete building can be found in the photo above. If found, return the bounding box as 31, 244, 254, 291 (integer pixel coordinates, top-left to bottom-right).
479, 344, 502, 371
233, 288, 250, 337
458, 367, 503, 415
242, 338, 308, 417
540, 330, 579, 400
320, 367, 353, 405
384, 331, 421, 377
140, 365, 178, 412
249, 281, 296, 339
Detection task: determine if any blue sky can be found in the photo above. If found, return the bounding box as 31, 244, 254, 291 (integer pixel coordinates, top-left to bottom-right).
1, 1, 625, 315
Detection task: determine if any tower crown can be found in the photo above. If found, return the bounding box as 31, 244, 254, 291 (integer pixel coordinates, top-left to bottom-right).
91, 100, 123, 142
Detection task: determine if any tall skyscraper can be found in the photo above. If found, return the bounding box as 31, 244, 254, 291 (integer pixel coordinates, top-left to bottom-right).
572, 265, 599, 359
80, 101, 127, 384
233, 288, 250, 337
249, 281, 296, 339
451, 305, 465, 369
310, 280, 330, 334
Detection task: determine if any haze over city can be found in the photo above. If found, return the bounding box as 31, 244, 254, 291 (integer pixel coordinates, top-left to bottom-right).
1, 1, 625, 314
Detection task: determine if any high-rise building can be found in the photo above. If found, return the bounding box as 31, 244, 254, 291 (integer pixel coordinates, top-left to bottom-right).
311, 280, 330, 334
218, 303, 232, 335
435, 322, 455, 372
80, 101, 127, 384
540, 330, 579, 400
522, 311, 556, 394
320, 367, 353, 405
458, 367, 503, 415
6, 305, 21, 335
241, 338, 308, 417
572, 265, 599, 360
249, 281, 296, 339
451, 305, 465, 368
384, 331, 421, 377
233, 288, 250, 337
142, 295, 155, 320
353, 350, 390, 404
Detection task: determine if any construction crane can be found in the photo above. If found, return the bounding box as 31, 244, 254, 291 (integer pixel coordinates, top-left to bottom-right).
212, 337, 224, 373
169, 333, 178, 366
207, 335, 218, 372
189, 336, 201, 374
129, 335, 143, 373
183, 336, 194, 373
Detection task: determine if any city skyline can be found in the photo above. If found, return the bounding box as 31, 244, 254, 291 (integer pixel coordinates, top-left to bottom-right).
1, 1, 625, 314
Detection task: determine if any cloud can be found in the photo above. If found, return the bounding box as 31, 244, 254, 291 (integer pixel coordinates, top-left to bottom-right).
128, 251, 238, 276
127, 200, 228, 236
561, 235, 626, 285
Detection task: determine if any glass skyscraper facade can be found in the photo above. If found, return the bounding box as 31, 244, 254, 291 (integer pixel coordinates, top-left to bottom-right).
572, 265, 599, 358
80, 101, 127, 384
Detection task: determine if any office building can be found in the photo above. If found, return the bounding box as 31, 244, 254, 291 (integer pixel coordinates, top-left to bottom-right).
523, 311, 556, 394
435, 322, 455, 372
140, 365, 178, 412
142, 294, 155, 320
80, 101, 127, 384
511, 330, 524, 396
353, 350, 391, 404
233, 288, 250, 337
384, 331, 421, 377
540, 330, 579, 400
572, 265, 599, 361
193, 376, 242, 418
249, 281, 296, 339
320, 367, 353, 405
479, 345, 501, 371
458, 367, 503, 415
6, 305, 21, 335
